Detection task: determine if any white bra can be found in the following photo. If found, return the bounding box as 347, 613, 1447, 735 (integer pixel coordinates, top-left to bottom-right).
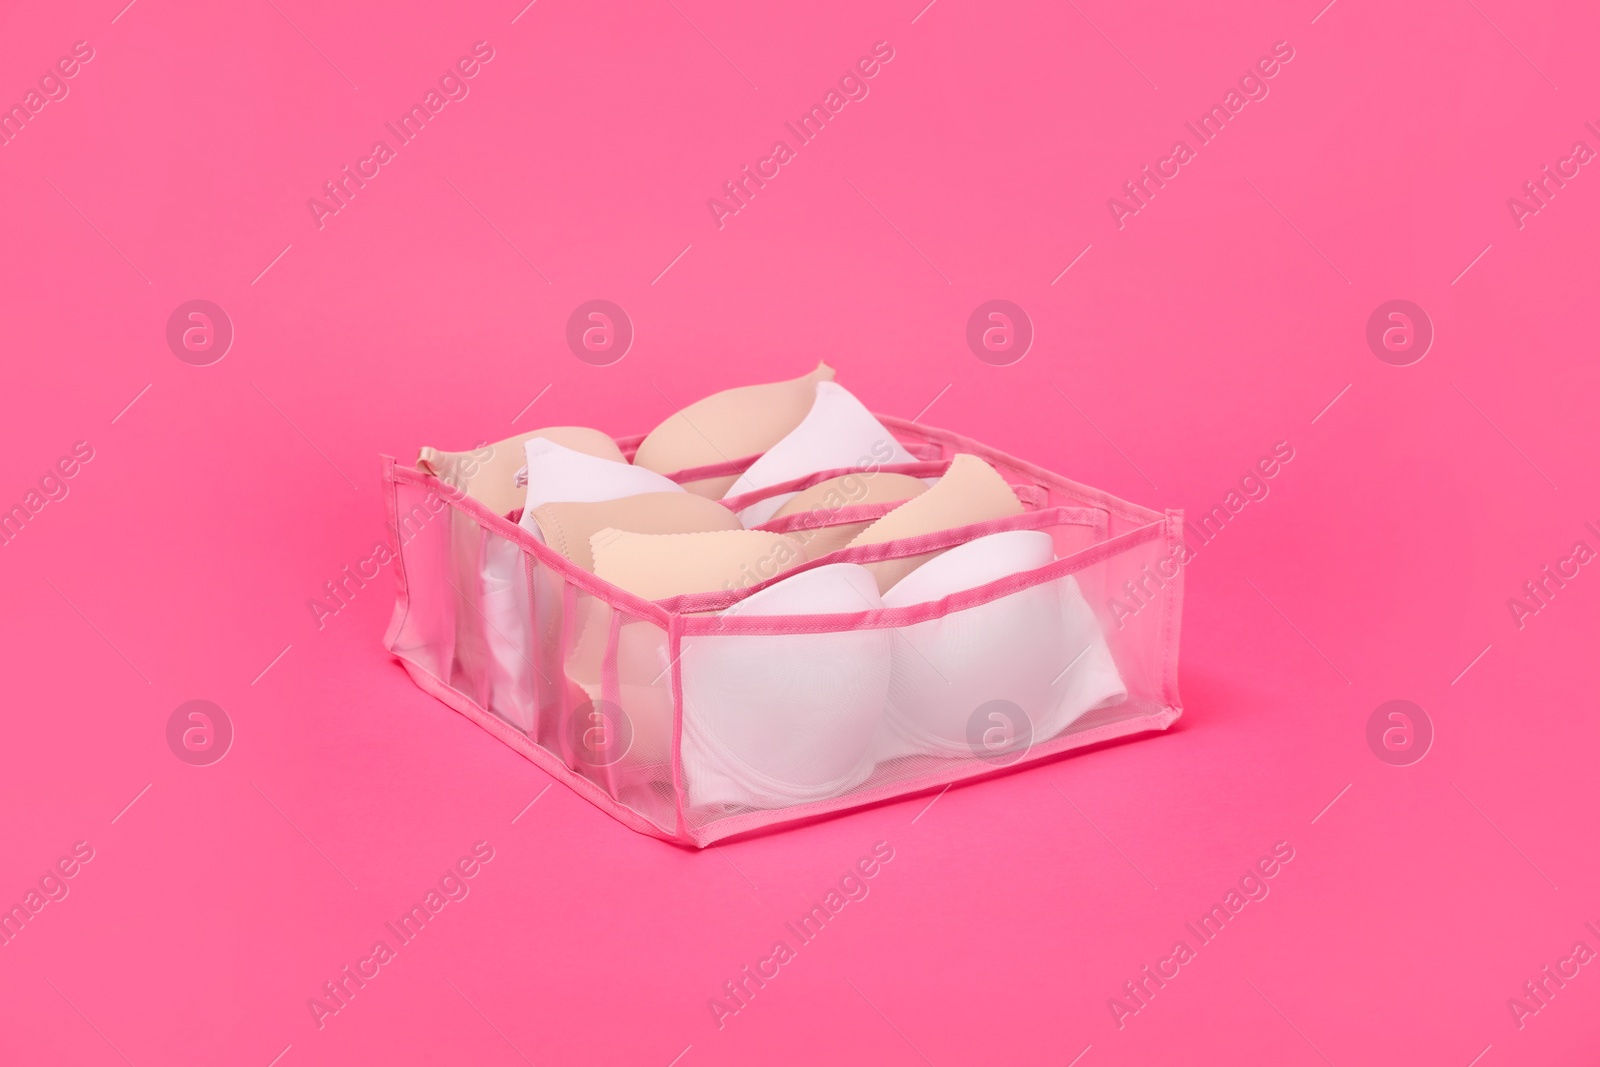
680, 563, 890, 810
729, 381, 918, 526
876, 531, 1127, 761
517, 437, 684, 529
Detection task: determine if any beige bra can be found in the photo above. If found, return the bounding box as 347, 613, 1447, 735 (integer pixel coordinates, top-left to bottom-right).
845, 454, 1024, 592
530, 493, 743, 571
591, 529, 806, 600
632, 363, 835, 498
767, 471, 929, 560
584, 456, 1016, 601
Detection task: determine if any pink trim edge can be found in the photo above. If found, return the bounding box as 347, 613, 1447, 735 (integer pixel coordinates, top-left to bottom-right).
686, 706, 1181, 847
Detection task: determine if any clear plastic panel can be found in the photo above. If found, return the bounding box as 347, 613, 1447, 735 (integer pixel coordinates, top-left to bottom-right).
384, 478, 461, 684
386, 471, 681, 836
674, 540, 1175, 835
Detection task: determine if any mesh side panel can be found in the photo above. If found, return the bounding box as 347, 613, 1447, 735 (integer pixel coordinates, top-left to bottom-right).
385, 478, 462, 684
387, 473, 678, 836
558, 587, 678, 831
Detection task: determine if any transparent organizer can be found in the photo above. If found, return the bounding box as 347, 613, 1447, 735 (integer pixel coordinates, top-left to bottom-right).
383, 415, 1185, 846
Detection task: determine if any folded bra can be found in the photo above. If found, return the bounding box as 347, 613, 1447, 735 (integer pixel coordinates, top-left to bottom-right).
844, 453, 1026, 592
632, 363, 836, 498
726, 380, 919, 526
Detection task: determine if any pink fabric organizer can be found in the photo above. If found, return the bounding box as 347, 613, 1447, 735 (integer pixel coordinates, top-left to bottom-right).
382, 415, 1186, 847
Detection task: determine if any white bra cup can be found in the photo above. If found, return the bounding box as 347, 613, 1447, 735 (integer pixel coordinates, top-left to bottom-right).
1050, 579, 1128, 732
518, 437, 684, 521
680, 564, 891, 810
882, 530, 1054, 605
875, 531, 1125, 760
731, 382, 918, 527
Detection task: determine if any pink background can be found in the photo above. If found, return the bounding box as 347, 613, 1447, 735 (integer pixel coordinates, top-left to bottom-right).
2, 0, 1597, 1063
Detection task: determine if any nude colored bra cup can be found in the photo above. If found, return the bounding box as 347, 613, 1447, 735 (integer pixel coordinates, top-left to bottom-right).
530, 493, 743, 571
419, 427, 625, 516
679, 564, 891, 810
874, 530, 1127, 761
632, 363, 836, 498
590, 529, 806, 601
846, 454, 1025, 593
767, 472, 929, 560
729, 381, 919, 527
